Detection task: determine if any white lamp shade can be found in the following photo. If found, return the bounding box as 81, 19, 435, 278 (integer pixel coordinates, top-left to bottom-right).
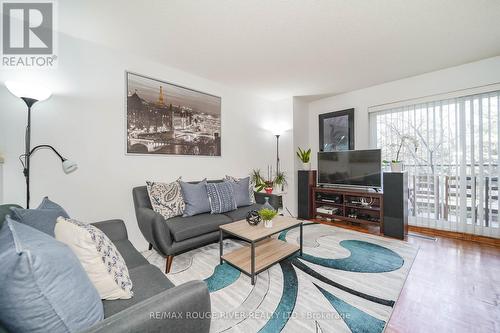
5, 81, 52, 101
62, 160, 78, 174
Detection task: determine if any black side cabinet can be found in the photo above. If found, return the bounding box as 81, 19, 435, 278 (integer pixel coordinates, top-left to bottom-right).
254, 192, 283, 211
383, 172, 408, 240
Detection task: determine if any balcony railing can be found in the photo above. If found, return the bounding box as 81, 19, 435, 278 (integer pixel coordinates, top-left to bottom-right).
406, 170, 498, 228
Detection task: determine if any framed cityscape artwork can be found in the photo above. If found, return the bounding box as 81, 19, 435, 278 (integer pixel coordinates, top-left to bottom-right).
319, 108, 354, 151
126, 72, 221, 156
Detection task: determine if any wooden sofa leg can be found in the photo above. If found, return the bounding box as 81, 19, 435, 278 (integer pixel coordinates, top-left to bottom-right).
148, 243, 153, 250
165, 255, 174, 274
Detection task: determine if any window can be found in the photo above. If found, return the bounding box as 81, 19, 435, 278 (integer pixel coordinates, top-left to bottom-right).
370, 91, 499, 238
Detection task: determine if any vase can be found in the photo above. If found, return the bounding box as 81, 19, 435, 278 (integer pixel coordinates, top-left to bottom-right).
391, 161, 403, 172
262, 197, 274, 211
263, 219, 273, 228
264, 187, 273, 194
302, 162, 311, 170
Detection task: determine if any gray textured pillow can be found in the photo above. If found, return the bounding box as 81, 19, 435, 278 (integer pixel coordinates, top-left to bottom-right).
225, 177, 252, 207
206, 182, 237, 214
225, 175, 255, 204
146, 179, 185, 220
179, 180, 211, 216
0, 217, 103, 333
10, 197, 70, 236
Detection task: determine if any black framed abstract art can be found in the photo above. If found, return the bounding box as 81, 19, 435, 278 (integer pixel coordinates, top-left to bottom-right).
319, 108, 354, 151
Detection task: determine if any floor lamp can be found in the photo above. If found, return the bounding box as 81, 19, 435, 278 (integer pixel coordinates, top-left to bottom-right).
6, 81, 78, 208
275, 134, 280, 174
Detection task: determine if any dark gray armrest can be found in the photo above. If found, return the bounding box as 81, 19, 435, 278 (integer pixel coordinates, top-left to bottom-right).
83, 281, 211, 333
136, 208, 173, 255
92, 219, 128, 241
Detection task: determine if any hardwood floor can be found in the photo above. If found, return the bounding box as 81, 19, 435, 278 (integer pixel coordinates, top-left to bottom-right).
311, 219, 500, 333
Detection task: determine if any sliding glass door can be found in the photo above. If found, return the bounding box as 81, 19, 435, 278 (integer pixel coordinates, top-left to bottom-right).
370, 91, 499, 238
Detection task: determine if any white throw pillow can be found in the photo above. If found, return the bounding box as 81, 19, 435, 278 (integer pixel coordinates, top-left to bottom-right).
55, 217, 133, 300
146, 179, 185, 219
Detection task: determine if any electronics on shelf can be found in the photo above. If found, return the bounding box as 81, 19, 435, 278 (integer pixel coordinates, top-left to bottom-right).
316, 206, 340, 215
312, 186, 384, 228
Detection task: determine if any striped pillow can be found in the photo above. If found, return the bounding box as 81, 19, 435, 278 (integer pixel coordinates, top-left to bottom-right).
206, 182, 237, 214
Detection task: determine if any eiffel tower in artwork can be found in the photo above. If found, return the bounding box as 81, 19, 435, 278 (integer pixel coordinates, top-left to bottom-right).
158, 85, 165, 106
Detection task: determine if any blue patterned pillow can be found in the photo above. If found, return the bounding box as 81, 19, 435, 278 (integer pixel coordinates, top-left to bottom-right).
206, 182, 237, 214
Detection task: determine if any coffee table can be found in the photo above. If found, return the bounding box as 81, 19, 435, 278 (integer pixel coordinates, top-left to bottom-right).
219, 216, 303, 285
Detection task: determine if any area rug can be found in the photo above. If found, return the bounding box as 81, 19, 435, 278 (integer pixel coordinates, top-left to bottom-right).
143, 223, 418, 333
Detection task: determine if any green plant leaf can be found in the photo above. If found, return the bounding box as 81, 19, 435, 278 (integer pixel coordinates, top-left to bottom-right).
258, 208, 277, 221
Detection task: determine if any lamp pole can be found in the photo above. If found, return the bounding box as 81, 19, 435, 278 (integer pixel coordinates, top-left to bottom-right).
275, 134, 280, 174
21, 97, 38, 209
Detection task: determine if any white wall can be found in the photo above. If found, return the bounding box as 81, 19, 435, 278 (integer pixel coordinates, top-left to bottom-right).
291, 97, 310, 215
0, 33, 294, 250
308, 56, 500, 168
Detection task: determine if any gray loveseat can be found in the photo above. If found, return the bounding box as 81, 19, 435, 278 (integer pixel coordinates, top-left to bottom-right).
133, 181, 262, 273
0, 204, 211, 333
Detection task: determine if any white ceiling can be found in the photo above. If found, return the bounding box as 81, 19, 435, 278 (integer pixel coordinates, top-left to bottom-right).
61, 0, 500, 100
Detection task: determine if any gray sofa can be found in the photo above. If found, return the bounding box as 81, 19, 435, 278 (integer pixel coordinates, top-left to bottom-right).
133, 183, 262, 273
85, 219, 211, 333
0, 204, 211, 333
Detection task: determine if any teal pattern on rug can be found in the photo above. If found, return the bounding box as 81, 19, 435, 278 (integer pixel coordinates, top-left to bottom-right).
302, 240, 404, 273
279, 227, 404, 273
257, 259, 298, 333
314, 283, 386, 333
197, 225, 407, 332
204, 263, 241, 292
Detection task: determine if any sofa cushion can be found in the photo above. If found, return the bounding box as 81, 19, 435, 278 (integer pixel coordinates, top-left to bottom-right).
102, 264, 174, 318
166, 213, 232, 242
146, 180, 185, 220
223, 203, 264, 222
225, 177, 252, 207
0, 217, 103, 333
0, 204, 22, 229
10, 197, 69, 236
113, 239, 149, 270
180, 180, 211, 217
206, 182, 237, 214
226, 175, 255, 204
55, 217, 134, 300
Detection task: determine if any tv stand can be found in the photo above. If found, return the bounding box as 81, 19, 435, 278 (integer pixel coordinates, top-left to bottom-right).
312, 186, 384, 230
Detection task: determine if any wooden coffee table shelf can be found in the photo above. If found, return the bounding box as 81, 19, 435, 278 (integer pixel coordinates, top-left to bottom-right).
219, 216, 303, 284
221, 238, 299, 275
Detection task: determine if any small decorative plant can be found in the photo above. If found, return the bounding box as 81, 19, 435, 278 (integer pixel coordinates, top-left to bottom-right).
296, 147, 311, 163
251, 169, 266, 192
274, 171, 287, 191
383, 135, 418, 172
251, 168, 288, 193
259, 208, 277, 228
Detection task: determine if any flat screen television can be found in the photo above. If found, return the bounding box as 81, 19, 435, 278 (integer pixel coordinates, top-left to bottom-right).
318, 149, 382, 188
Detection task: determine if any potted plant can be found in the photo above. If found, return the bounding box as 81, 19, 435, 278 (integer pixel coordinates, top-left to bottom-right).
296, 147, 311, 170
264, 180, 274, 194
251, 169, 266, 192
258, 208, 277, 228
274, 171, 287, 192
251, 168, 288, 194
387, 135, 418, 172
